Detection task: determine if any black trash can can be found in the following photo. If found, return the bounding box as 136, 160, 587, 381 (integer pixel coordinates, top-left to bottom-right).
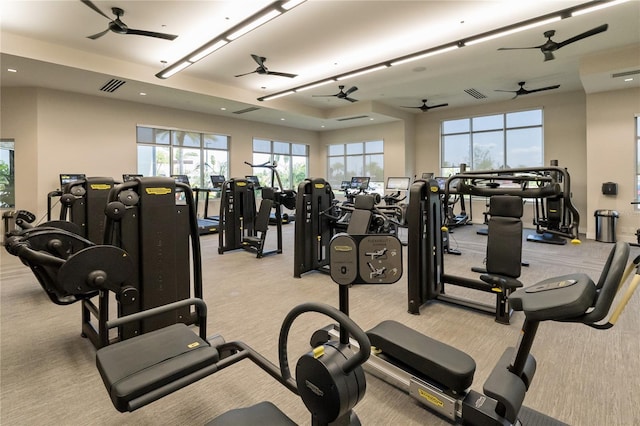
594, 209, 619, 243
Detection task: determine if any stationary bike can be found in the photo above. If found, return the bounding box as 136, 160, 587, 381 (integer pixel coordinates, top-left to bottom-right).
313, 234, 635, 425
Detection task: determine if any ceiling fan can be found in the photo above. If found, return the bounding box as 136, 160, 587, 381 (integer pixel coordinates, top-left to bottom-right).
81, 0, 178, 40
235, 54, 298, 78
312, 85, 359, 102
496, 81, 560, 99
498, 24, 608, 61
401, 99, 449, 112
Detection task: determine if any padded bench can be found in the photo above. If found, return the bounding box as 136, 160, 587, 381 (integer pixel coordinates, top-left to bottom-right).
97, 322, 220, 412
366, 320, 475, 393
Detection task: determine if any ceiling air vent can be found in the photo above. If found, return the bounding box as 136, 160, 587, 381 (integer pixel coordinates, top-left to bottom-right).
336, 115, 369, 122
233, 107, 260, 114
464, 88, 487, 99
612, 69, 640, 78
100, 79, 126, 93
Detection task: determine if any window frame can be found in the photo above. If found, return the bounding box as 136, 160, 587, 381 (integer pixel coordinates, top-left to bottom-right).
136, 126, 229, 189
440, 109, 543, 176
327, 140, 384, 193
251, 138, 309, 190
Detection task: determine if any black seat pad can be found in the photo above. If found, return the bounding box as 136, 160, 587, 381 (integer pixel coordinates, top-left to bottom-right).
367, 320, 475, 393
206, 401, 296, 426
96, 323, 220, 412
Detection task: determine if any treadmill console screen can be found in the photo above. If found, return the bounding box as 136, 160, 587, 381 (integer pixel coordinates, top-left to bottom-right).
210, 175, 225, 189
350, 176, 370, 190
386, 177, 411, 191
171, 175, 191, 185
59, 173, 86, 188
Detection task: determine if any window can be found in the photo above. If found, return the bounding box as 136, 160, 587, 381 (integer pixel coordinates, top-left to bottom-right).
327, 141, 384, 192
251, 139, 308, 190
137, 127, 229, 188
0, 139, 15, 208
441, 109, 543, 175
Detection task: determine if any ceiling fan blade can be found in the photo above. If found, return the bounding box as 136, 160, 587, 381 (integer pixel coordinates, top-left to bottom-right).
497, 45, 543, 51
557, 24, 608, 49
235, 70, 258, 77
125, 28, 178, 40
429, 103, 448, 109
87, 28, 110, 40
81, 0, 112, 20
525, 84, 560, 94
265, 71, 298, 78
400, 105, 423, 109
251, 54, 266, 68
311, 94, 336, 97
344, 86, 358, 96
495, 89, 517, 93
345, 97, 358, 103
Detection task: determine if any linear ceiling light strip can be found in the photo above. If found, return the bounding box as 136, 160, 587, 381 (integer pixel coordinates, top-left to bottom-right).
258, 0, 627, 101
157, 0, 306, 79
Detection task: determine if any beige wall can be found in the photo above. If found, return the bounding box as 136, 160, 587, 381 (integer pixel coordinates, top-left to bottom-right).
586, 87, 640, 241
2, 87, 320, 218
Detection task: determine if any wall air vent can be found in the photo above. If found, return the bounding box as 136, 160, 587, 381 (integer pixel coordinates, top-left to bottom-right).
464, 88, 487, 99
100, 79, 126, 93
336, 115, 369, 121
233, 107, 260, 114
612, 69, 640, 78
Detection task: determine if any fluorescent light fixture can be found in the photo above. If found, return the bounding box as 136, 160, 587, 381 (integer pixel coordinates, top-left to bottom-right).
159, 61, 193, 78
625, 78, 634, 82
282, 0, 306, 10
296, 79, 336, 92
391, 45, 459, 66
572, 0, 628, 16
337, 65, 388, 80
259, 1, 620, 102
262, 90, 295, 101
227, 9, 281, 40
189, 40, 229, 62
157, 1, 306, 79
466, 16, 561, 46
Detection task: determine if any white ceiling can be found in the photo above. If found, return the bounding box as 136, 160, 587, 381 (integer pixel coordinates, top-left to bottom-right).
1, 0, 639, 131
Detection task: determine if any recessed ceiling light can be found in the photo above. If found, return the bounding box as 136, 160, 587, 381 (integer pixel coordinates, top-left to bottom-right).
624, 78, 634, 82
7, 68, 17, 73
139, 92, 147, 96
280, 118, 285, 121
220, 107, 227, 111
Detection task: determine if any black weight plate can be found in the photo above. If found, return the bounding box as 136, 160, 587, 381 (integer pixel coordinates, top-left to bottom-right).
58, 246, 134, 295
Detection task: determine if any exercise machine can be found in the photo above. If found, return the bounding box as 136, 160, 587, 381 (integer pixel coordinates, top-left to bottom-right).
293, 177, 336, 277
46, 173, 86, 221
58, 175, 114, 243
94, 297, 370, 425
442, 164, 580, 244
527, 160, 579, 245
100, 176, 203, 346
315, 234, 635, 425
172, 174, 218, 235
217, 177, 259, 254
407, 179, 525, 323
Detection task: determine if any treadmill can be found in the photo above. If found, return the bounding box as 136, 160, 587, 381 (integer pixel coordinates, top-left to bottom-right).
203, 175, 225, 223
171, 175, 219, 235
